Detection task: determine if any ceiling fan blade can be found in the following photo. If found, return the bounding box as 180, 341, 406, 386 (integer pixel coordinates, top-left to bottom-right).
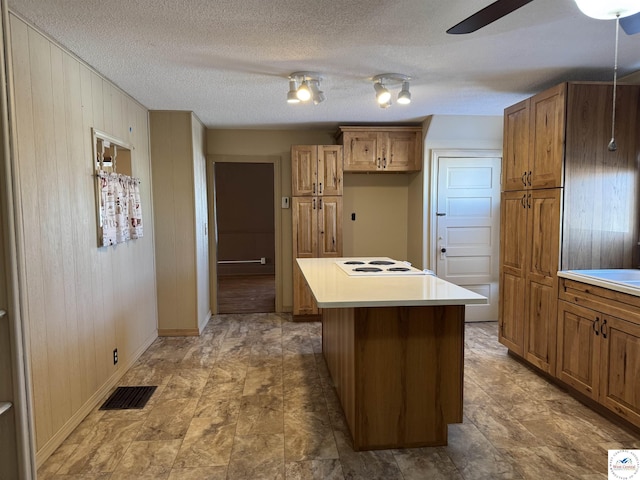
447, 0, 536, 34
620, 12, 640, 35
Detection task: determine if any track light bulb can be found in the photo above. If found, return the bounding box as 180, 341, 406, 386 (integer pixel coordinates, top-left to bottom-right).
374, 82, 391, 104
397, 81, 411, 104
287, 80, 300, 104
297, 80, 312, 101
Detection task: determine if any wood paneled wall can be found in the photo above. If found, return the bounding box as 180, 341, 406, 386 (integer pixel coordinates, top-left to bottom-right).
8, 14, 158, 463
150, 111, 210, 335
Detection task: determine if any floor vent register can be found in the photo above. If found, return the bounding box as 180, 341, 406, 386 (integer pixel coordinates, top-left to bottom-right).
99, 386, 157, 410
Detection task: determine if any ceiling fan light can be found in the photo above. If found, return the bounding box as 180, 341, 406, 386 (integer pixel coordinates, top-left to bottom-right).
574, 0, 640, 19
374, 82, 391, 104
297, 80, 312, 101
397, 81, 411, 104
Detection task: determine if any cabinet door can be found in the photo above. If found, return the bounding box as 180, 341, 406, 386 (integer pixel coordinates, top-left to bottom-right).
318, 196, 342, 257
503, 99, 530, 191
385, 131, 421, 172
524, 188, 561, 373
343, 132, 379, 172
292, 197, 319, 315
599, 315, 640, 425
292, 145, 318, 196
318, 145, 343, 196
529, 84, 565, 189
498, 191, 527, 354
292, 196, 317, 258
293, 262, 318, 316
556, 300, 601, 399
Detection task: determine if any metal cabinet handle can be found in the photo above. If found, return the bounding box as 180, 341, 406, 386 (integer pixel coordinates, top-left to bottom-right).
593, 317, 600, 336
527, 194, 531, 209
313, 198, 316, 210
319, 182, 322, 194
600, 318, 608, 339
383, 157, 387, 168
521, 172, 527, 186
527, 171, 532, 186
318, 198, 323, 209
377, 158, 381, 168
520, 194, 526, 208
313, 182, 316, 194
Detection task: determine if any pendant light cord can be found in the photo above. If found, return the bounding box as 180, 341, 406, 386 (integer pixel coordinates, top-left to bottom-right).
608, 14, 620, 151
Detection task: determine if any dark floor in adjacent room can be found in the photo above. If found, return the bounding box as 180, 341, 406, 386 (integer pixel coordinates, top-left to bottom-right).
217, 275, 276, 314
38, 314, 639, 479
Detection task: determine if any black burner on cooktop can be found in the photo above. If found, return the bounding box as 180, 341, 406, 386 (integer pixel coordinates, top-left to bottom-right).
369, 260, 395, 265
387, 267, 410, 272
353, 267, 383, 272
344, 261, 365, 265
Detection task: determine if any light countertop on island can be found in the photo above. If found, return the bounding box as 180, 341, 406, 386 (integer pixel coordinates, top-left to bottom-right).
296, 257, 487, 308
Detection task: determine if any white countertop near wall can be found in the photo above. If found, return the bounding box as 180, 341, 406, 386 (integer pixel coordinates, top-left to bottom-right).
558, 269, 640, 298
297, 257, 488, 308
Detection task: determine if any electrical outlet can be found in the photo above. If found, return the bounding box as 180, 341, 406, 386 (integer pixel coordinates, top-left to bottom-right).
113, 348, 118, 365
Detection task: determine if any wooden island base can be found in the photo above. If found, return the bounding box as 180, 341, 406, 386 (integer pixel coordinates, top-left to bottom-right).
322, 304, 465, 451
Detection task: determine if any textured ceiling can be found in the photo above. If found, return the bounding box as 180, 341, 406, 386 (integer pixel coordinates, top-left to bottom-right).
7, 0, 640, 129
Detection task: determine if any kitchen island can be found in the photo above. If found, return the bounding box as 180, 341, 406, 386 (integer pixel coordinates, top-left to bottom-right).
297, 257, 487, 450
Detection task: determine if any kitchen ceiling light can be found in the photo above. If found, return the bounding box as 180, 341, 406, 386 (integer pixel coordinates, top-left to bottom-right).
309, 79, 326, 105
287, 72, 324, 105
397, 81, 411, 104
296, 80, 311, 101
372, 74, 412, 108
287, 80, 300, 104
574, 0, 640, 19
374, 82, 391, 104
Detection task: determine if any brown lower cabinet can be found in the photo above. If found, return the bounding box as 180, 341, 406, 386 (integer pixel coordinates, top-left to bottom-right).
557, 279, 640, 427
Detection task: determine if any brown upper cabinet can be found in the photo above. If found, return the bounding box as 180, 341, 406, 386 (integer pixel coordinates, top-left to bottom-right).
337, 126, 423, 172
503, 83, 565, 191
291, 145, 343, 196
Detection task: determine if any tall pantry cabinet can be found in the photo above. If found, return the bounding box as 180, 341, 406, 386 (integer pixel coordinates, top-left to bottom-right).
291, 145, 343, 317
498, 82, 640, 374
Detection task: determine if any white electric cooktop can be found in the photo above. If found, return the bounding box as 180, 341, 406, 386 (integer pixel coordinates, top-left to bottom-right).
335, 257, 427, 276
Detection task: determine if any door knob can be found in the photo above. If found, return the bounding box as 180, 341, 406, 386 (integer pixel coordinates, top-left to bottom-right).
440, 248, 447, 253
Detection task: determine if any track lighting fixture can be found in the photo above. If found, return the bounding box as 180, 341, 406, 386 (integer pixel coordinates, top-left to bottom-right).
287, 72, 325, 105
372, 74, 412, 108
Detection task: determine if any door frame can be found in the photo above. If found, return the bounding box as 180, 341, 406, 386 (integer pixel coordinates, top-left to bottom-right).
429, 149, 502, 271
207, 155, 282, 314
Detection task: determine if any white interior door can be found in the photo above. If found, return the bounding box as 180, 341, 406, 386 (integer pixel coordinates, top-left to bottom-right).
436, 156, 501, 322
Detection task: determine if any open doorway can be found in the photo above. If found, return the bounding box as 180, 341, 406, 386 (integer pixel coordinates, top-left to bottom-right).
212, 161, 276, 313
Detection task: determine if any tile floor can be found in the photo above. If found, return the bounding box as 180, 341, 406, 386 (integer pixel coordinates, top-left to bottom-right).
38, 313, 640, 479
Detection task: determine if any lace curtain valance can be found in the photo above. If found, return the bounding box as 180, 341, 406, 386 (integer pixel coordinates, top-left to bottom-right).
97, 171, 143, 247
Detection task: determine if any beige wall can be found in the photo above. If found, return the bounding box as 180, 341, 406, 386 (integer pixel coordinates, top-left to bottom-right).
150, 111, 210, 334
9, 14, 158, 464
343, 174, 410, 260
207, 129, 334, 311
